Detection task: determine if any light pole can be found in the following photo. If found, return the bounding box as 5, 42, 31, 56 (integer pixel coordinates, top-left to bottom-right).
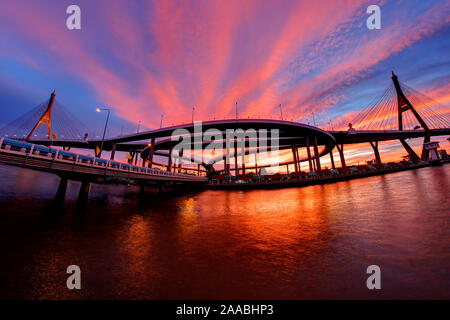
96, 107, 110, 158
192, 106, 195, 123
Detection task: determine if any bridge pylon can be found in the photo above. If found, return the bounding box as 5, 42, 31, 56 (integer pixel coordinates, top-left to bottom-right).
26, 90, 56, 141
391, 72, 430, 160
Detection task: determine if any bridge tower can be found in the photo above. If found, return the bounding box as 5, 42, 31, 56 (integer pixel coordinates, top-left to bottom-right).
26, 90, 56, 141
391, 72, 430, 160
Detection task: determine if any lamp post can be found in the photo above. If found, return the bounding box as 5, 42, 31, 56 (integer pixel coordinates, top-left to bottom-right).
96, 107, 110, 158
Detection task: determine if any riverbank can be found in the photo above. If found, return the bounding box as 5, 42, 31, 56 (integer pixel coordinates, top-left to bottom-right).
207, 159, 449, 190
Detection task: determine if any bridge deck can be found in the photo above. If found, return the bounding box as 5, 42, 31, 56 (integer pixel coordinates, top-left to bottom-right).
0, 138, 207, 184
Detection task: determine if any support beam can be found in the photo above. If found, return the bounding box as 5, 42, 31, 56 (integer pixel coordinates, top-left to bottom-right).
329, 150, 336, 169
305, 137, 313, 172
234, 144, 238, 176
421, 134, 431, 160
167, 147, 173, 172
369, 140, 382, 165
148, 137, 155, 168
56, 177, 68, 199
178, 148, 184, 173
313, 136, 321, 171
110, 143, 116, 160
295, 146, 301, 172
223, 154, 227, 175
78, 181, 90, 201
128, 151, 134, 164
336, 144, 346, 167
292, 145, 299, 173
400, 139, 420, 160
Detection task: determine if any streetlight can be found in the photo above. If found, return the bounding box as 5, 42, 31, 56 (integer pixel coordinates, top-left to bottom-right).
96, 107, 110, 158
192, 106, 195, 123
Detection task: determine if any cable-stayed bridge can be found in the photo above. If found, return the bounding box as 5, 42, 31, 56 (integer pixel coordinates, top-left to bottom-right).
0, 72, 449, 197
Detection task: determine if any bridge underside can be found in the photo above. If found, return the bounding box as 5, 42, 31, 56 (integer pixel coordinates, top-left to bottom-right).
331, 129, 450, 145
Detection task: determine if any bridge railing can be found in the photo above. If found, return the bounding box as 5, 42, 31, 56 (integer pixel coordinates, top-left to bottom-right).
0, 137, 206, 181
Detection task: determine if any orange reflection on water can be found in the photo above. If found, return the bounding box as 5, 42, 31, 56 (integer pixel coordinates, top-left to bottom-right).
2, 164, 448, 299
115, 214, 154, 295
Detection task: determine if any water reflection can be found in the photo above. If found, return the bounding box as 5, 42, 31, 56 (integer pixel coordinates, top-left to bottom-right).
0, 164, 449, 299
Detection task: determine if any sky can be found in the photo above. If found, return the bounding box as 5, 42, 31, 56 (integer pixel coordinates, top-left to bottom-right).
0, 0, 449, 166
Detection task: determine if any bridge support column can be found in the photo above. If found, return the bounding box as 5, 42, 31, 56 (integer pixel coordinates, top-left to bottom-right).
421, 133, 431, 160
369, 140, 382, 165
336, 144, 346, 167
148, 138, 155, 168
329, 150, 336, 169
296, 147, 301, 172
305, 137, 313, 172
78, 181, 90, 201
110, 143, 116, 160
400, 139, 419, 160
56, 177, 68, 199
313, 136, 321, 171
223, 156, 227, 175
292, 145, 299, 173
254, 152, 258, 174
234, 144, 239, 176
178, 149, 184, 173
167, 147, 173, 172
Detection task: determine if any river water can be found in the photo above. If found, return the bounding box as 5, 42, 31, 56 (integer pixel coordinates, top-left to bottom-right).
0, 163, 449, 299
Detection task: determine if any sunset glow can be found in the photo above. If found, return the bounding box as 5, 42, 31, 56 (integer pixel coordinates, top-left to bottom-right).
0, 0, 449, 163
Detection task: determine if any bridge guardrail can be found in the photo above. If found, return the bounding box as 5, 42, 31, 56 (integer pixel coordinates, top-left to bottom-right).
0, 138, 206, 182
